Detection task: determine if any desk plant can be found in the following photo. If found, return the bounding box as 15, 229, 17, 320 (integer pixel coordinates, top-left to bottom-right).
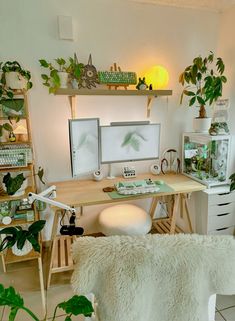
0, 283, 94, 321
179, 51, 227, 132
0, 220, 46, 256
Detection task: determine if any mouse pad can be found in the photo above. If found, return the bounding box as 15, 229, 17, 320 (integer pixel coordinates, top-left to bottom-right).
108, 181, 174, 199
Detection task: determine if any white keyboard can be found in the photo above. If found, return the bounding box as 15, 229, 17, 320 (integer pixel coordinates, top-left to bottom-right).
115, 179, 160, 195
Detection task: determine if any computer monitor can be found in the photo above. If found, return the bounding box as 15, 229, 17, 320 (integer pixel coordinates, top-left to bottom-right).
100, 123, 160, 164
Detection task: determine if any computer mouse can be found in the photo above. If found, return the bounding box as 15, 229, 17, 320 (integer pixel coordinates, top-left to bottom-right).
155, 180, 164, 185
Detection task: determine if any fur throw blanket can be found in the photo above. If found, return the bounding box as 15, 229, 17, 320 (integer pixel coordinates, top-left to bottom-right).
71, 234, 235, 321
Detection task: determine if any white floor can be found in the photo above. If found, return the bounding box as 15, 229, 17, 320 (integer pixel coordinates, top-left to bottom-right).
0, 247, 235, 321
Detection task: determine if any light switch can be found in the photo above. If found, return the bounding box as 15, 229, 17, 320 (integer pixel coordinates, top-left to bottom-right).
58, 15, 74, 41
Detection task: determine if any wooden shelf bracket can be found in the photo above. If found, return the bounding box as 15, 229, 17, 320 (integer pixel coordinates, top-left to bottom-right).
147, 95, 155, 118
68, 95, 77, 119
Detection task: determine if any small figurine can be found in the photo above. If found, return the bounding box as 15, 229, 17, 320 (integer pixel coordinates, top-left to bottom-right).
209, 122, 230, 136
149, 84, 153, 90
136, 77, 148, 90
9, 131, 16, 142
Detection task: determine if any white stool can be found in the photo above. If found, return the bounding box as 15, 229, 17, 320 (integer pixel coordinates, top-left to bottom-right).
98, 204, 152, 236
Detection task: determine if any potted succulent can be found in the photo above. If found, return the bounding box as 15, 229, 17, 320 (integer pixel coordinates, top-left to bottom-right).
179, 51, 227, 133
39, 58, 71, 93
0, 220, 46, 256
1, 61, 33, 90
2, 167, 45, 197
0, 283, 94, 321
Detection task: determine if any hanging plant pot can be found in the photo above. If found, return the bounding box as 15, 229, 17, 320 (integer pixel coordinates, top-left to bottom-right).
5, 71, 27, 90
193, 117, 212, 133
12, 240, 33, 256
58, 71, 69, 88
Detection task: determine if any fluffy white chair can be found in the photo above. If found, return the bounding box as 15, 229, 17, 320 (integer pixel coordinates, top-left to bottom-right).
71, 234, 235, 321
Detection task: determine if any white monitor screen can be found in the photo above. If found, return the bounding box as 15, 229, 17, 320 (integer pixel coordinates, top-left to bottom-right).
100, 123, 160, 163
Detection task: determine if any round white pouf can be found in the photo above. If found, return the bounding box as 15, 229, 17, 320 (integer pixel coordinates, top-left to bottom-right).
98, 204, 152, 236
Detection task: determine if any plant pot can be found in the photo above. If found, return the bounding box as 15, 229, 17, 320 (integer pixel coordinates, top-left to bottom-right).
58, 71, 69, 88
5, 71, 27, 90
193, 117, 212, 133
12, 239, 33, 256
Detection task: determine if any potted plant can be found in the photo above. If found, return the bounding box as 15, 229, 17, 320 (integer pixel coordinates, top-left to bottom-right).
67, 54, 84, 89
39, 58, 71, 93
1, 61, 33, 90
2, 167, 45, 197
230, 173, 235, 192
0, 283, 94, 321
0, 220, 46, 256
179, 51, 227, 133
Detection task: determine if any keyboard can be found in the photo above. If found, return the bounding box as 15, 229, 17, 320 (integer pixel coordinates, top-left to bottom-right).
115, 179, 160, 195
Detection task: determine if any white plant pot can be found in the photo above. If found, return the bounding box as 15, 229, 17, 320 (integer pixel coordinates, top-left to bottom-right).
5, 71, 27, 89
58, 71, 68, 88
12, 239, 33, 256
193, 117, 212, 133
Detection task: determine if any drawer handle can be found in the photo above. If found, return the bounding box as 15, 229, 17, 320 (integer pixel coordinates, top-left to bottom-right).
218, 193, 230, 196
217, 203, 230, 206
216, 227, 229, 231
217, 213, 230, 217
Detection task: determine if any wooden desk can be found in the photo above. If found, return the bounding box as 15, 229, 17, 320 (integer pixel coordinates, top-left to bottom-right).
47, 173, 205, 288
52, 173, 205, 234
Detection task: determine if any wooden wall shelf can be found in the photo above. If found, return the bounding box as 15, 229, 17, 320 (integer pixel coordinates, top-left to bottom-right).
54, 88, 173, 118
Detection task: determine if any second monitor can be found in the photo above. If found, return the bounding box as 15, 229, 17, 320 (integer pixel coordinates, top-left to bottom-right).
100, 123, 161, 164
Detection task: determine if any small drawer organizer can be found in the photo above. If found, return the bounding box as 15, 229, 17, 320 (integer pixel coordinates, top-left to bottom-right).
195, 185, 235, 235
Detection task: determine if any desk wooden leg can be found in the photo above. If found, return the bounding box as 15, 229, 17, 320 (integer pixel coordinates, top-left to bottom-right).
149, 197, 159, 219
1, 253, 6, 273
170, 194, 180, 234
183, 194, 193, 233
38, 257, 46, 315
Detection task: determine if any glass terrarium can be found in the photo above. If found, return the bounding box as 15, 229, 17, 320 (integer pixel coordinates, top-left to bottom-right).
182, 133, 231, 187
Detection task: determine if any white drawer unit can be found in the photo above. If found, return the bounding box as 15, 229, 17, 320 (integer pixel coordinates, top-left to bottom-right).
195, 185, 235, 235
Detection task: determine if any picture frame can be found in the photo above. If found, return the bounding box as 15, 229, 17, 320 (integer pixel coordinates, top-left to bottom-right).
69, 118, 100, 177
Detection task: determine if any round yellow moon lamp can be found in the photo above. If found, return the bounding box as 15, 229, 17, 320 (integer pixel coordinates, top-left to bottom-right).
145, 65, 169, 89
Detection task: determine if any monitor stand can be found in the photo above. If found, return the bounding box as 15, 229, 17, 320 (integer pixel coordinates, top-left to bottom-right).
107, 163, 115, 180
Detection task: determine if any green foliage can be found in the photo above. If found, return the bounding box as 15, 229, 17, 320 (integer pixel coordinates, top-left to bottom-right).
3, 172, 25, 195
36, 166, 45, 185
0, 283, 94, 321
179, 51, 227, 118
0, 121, 13, 137
56, 295, 94, 319
230, 173, 235, 192
39, 55, 84, 93
0, 220, 46, 252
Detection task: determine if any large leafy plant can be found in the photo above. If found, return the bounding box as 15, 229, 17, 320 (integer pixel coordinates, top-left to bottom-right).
0, 220, 46, 253
179, 51, 227, 118
2, 167, 45, 196
0, 284, 94, 321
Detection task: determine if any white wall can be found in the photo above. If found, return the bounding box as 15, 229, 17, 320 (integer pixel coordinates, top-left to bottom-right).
217, 6, 235, 173
0, 0, 220, 237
